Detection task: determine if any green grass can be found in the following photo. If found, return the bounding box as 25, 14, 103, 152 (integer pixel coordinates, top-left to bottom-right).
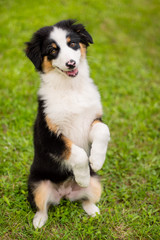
0, 0, 160, 239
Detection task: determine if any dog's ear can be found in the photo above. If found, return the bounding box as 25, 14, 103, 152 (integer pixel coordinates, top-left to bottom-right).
54, 20, 93, 47
25, 35, 42, 71
72, 22, 93, 47
25, 26, 53, 71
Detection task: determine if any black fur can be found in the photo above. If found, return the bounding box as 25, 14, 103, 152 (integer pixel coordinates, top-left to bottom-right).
25, 26, 53, 71
67, 32, 81, 51
25, 19, 93, 72
54, 19, 93, 46
28, 99, 96, 208
26, 20, 95, 209
46, 41, 60, 61
30, 99, 73, 181
28, 99, 73, 207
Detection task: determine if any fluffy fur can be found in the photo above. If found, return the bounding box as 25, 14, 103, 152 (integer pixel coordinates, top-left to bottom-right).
25, 19, 110, 229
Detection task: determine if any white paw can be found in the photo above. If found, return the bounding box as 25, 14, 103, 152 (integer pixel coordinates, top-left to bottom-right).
73, 151, 90, 187
69, 145, 90, 188
33, 211, 48, 229
89, 152, 106, 172
82, 202, 100, 217
89, 123, 110, 172
89, 134, 110, 172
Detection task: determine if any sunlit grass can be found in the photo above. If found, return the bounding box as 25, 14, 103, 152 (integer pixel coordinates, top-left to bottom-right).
0, 0, 160, 239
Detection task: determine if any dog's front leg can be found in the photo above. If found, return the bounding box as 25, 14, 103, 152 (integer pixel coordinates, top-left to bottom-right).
89, 120, 110, 172
63, 137, 90, 188
45, 116, 90, 187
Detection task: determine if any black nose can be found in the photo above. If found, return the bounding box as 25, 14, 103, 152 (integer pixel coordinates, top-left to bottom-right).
66, 59, 76, 69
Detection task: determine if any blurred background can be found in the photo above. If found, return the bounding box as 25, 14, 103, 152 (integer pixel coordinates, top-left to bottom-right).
0, 0, 160, 239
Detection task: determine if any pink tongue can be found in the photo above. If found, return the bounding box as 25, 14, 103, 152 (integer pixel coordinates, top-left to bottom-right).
66, 68, 78, 76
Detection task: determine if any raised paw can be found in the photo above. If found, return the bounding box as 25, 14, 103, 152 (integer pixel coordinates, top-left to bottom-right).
68, 144, 90, 187
73, 158, 90, 187
89, 123, 110, 172
89, 152, 106, 172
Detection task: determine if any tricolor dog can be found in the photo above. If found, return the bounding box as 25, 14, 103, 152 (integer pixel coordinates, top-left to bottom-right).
25, 19, 110, 229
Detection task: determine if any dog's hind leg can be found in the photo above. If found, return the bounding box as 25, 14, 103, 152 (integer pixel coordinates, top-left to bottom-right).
32, 180, 60, 229
82, 201, 100, 217
82, 176, 102, 217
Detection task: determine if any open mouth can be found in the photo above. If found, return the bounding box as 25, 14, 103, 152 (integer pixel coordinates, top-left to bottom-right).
57, 67, 78, 77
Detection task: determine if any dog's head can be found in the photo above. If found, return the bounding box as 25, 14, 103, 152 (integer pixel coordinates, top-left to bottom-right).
25, 20, 93, 77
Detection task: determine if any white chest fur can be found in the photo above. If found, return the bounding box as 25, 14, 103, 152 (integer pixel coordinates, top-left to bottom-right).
38, 64, 102, 154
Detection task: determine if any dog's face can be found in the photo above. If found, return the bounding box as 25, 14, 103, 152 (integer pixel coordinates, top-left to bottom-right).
26, 20, 93, 77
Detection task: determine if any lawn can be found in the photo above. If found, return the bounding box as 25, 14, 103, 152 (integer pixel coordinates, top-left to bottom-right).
0, 0, 160, 239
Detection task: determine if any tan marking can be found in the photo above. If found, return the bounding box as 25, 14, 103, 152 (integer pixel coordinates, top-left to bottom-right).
45, 116, 58, 134
45, 116, 72, 160
67, 36, 71, 43
52, 43, 57, 49
33, 181, 51, 211
96, 114, 102, 119
80, 43, 86, 58
89, 177, 102, 203
91, 117, 102, 127
42, 56, 54, 73
92, 119, 100, 126
61, 135, 72, 160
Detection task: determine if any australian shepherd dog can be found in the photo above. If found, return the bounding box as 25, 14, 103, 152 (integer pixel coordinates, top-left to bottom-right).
25, 19, 110, 228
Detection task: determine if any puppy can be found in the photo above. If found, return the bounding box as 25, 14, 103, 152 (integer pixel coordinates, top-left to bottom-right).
25, 19, 110, 229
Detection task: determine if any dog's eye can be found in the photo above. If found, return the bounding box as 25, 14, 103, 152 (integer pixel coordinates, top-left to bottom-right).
70, 42, 76, 48
52, 49, 57, 54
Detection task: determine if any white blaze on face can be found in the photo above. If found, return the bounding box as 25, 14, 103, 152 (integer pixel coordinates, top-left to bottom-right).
49, 27, 81, 72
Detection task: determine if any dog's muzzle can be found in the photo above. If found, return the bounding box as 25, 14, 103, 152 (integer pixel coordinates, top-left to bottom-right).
66, 59, 76, 70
